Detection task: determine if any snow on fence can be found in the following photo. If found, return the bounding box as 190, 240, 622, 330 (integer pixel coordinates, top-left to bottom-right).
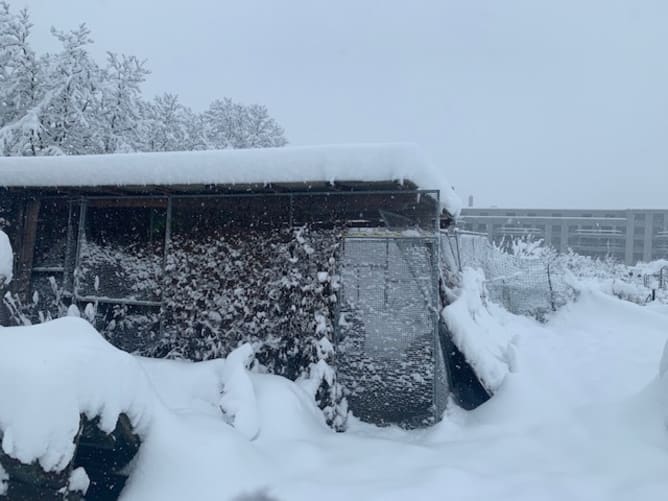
441, 231, 571, 319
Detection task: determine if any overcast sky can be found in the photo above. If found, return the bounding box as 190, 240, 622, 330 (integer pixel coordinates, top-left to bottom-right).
17, 0, 668, 209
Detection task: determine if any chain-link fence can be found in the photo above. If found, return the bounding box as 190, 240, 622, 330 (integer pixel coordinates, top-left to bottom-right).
335, 230, 448, 427
441, 231, 571, 319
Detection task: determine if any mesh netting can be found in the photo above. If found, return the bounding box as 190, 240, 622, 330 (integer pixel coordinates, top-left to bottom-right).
441, 231, 571, 318
336, 233, 447, 427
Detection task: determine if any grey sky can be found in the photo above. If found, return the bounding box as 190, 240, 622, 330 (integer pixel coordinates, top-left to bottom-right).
17, 0, 668, 209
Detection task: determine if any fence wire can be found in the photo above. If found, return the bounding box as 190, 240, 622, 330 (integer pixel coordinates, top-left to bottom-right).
336, 233, 447, 427
441, 231, 571, 319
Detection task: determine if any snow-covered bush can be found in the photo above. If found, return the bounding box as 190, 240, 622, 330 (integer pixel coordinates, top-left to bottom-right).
2, 275, 70, 326
453, 232, 668, 318
151, 225, 347, 429
77, 239, 163, 302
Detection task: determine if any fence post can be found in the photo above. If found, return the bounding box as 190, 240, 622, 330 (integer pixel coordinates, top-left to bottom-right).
546, 262, 556, 312
159, 196, 173, 337
72, 198, 88, 307
454, 231, 462, 272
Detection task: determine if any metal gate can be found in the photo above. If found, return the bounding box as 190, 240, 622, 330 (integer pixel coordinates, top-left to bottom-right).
336, 231, 448, 427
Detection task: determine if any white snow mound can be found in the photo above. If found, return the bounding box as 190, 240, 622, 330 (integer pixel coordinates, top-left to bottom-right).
0, 230, 12, 285
441, 267, 515, 392
0, 317, 157, 471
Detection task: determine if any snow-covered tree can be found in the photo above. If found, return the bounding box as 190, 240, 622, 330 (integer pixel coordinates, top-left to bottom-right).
0, 2, 46, 155
203, 98, 287, 149
0, 2, 288, 157
142, 93, 204, 152
98, 52, 149, 153
39, 24, 101, 155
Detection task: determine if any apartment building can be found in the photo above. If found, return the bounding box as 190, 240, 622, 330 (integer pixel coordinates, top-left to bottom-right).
459, 208, 668, 265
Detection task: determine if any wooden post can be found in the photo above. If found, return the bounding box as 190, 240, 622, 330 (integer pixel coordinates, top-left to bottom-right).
63, 201, 76, 293
159, 197, 173, 337
72, 199, 88, 306
15, 198, 41, 299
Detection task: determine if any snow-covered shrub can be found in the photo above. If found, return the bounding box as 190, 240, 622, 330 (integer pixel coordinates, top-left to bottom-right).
0, 197, 12, 231
97, 303, 162, 353
150, 225, 347, 429
453, 231, 668, 317
2, 275, 69, 326
0, 463, 7, 496
77, 239, 163, 302
551, 251, 667, 305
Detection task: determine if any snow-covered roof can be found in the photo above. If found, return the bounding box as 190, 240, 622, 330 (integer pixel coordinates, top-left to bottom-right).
0, 143, 462, 216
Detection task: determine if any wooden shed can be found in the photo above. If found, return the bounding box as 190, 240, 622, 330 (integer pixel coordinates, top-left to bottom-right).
0, 143, 462, 427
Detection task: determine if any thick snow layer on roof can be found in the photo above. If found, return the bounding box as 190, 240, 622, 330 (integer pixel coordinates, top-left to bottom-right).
0, 231, 11, 286
0, 143, 462, 216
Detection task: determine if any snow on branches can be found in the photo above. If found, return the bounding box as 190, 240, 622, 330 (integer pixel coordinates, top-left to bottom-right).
0, 1, 287, 156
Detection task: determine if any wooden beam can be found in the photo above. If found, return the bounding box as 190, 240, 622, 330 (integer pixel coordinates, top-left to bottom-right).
87, 198, 168, 209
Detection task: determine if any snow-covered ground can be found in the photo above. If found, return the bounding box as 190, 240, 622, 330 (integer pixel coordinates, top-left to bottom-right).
3, 282, 667, 500
248, 289, 668, 501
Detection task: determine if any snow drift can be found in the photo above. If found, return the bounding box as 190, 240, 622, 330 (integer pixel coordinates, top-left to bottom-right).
0, 317, 331, 499
0, 317, 156, 471
441, 268, 516, 393
2, 273, 668, 500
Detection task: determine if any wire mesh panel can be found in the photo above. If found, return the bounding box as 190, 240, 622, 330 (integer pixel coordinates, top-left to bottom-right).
442, 231, 571, 318
336, 232, 447, 427
76, 200, 166, 303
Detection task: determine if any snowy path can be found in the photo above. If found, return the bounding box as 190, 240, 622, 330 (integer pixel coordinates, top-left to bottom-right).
255, 291, 668, 501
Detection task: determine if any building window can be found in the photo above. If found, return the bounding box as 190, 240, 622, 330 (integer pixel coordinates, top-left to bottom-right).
635, 213, 646, 223
654, 214, 664, 229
